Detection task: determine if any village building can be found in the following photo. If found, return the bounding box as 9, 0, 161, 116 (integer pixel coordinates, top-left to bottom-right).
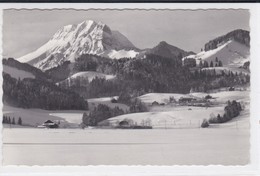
38, 120, 59, 128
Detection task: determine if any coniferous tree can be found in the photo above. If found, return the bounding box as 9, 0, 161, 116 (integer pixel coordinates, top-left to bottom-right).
218, 60, 223, 67
199, 60, 203, 68
210, 61, 214, 67
18, 117, 22, 125
12, 117, 15, 125
2, 116, 6, 123
204, 61, 209, 68
217, 114, 222, 123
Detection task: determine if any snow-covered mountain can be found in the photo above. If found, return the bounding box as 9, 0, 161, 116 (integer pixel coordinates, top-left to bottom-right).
183, 29, 250, 68
17, 20, 139, 71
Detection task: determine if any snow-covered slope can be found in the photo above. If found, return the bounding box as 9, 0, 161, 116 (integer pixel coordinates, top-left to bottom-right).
105, 89, 249, 128
107, 49, 139, 59
138, 93, 200, 104
184, 40, 249, 67
62, 71, 115, 83
3, 65, 35, 80
17, 20, 139, 71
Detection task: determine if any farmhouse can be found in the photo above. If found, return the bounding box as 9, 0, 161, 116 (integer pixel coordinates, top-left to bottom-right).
152, 101, 159, 106
38, 120, 59, 128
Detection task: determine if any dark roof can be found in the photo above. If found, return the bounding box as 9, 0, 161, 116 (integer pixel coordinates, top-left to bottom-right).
44, 120, 54, 123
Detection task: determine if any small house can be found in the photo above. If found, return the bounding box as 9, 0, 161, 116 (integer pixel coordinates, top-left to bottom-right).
152, 101, 159, 106
38, 120, 59, 128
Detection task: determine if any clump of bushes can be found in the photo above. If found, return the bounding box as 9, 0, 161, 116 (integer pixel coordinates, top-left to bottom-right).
129, 98, 148, 113
201, 119, 209, 128
82, 104, 124, 126
209, 100, 242, 124
205, 95, 212, 99
117, 92, 148, 113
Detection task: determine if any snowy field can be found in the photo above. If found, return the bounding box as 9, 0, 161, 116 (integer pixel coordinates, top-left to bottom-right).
2, 89, 250, 165
3, 105, 86, 128
3, 127, 249, 165
139, 90, 249, 105
105, 106, 224, 128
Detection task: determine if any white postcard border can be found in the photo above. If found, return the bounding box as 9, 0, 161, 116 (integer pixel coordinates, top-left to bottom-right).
0, 3, 259, 176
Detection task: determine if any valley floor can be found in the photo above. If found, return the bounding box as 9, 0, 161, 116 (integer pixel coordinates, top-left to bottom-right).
3, 127, 249, 165
2, 89, 250, 165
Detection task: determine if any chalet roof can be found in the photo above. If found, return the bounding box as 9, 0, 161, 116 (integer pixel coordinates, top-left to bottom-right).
44, 120, 54, 123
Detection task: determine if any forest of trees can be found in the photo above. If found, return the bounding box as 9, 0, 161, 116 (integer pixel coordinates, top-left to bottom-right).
2, 115, 22, 126
55, 54, 250, 99
3, 54, 250, 112
3, 73, 88, 110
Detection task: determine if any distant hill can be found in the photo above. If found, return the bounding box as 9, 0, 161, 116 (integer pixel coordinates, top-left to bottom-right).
183, 29, 250, 68
144, 41, 194, 59
2, 58, 88, 110
3, 58, 51, 81
204, 29, 249, 51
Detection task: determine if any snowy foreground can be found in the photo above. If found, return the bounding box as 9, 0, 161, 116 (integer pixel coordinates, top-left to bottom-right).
3, 127, 249, 166
2, 89, 250, 165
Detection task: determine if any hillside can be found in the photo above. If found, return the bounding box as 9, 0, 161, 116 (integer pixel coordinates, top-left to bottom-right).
3, 65, 35, 80
204, 29, 250, 51
3, 58, 50, 81
184, 40, 249, 67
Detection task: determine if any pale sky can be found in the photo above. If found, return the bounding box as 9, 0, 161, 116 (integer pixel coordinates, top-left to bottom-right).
3, 9, 249, 58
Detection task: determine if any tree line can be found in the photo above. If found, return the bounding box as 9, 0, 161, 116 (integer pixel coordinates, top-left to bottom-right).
56, 54, 250, 99
2, 115, 22, 125
82, 97, 148, 126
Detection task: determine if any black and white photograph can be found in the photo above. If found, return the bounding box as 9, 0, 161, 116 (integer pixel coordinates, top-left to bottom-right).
1, 8, 253, 166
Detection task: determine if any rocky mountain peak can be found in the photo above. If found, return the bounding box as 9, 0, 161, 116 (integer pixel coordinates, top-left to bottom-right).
17, 20, 138, 71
